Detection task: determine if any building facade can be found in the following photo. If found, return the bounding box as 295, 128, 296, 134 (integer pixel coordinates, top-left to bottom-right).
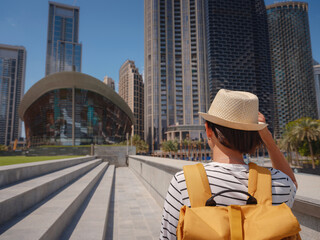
144, 0, 208, 151
19, 72, 133, 147
0, 44, 26, 146
205, 0, 274, 133
314, 65, 320, 119
267, 2, 318, 137
103, 75, 115, 90
119, 60, 144, 139
45, 1, 82, 76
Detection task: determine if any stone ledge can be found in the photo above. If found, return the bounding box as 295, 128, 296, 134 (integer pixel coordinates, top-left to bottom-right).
0, 156, 95, 188
293, 196, 320, 219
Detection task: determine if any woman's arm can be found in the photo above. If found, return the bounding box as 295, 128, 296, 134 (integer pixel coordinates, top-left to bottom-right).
258, 113, 298, 188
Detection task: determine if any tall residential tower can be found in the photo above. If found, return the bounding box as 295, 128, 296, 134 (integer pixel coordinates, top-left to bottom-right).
45, 1, 82, 76
144, 0, 208, 151
0, 44, 26, 145
267, 2, 318, 137
314, 65, 320, 119
103, 75, 115, 91
205, 0, 274, 132
119, 60, 144, 139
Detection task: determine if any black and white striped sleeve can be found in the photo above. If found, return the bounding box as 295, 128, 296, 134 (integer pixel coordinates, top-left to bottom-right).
159, 173, 183, 240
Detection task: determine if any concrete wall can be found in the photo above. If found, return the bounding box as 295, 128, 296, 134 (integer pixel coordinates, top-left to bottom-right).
26, 147, 91, 156
292, 197, 320, 239
128, 155, 197, 207
128, 155, 320, 239
95, 146, 136, 167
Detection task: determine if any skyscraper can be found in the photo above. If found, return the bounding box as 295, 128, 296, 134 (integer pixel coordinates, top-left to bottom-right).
45, 1, 82, 76
205, 0, 274, 133
103, 75, 115, 91
267, 2, 318, 137
0, 44, 26, 145
119, 60, 144, 139
314, 65, 320, 119
144, 0, 209, 151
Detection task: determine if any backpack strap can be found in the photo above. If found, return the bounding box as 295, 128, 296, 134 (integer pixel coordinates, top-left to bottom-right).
183, 162, 272, 207
183, 163, 211, 208
248, 162, 272, 205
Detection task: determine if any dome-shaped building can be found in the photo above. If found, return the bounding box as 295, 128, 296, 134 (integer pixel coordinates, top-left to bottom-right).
19, 72, 134, 146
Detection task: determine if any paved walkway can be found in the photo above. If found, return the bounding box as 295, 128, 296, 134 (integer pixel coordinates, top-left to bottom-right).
106, 167, 162, 240
106, 162, 319, 240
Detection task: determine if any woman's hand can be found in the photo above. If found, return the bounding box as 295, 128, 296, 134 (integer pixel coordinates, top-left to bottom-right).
258, 112, 271, 140
258, 112, 266, 124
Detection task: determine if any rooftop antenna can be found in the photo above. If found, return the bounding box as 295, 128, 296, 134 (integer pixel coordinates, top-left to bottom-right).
73, 0, 77, 5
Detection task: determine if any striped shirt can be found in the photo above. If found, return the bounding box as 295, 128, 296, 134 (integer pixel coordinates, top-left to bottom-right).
159, 162, 296, 240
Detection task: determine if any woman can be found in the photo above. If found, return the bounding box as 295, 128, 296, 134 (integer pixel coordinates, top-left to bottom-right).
159, 89, 297, 240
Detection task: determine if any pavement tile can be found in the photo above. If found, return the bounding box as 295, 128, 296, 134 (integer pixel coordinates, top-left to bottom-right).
107, 167, 162, 239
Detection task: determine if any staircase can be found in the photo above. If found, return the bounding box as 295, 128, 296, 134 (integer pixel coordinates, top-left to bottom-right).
0, 156, 115, 240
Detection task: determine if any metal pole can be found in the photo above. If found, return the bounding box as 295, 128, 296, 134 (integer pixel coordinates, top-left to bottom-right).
126, 132, 129, 155
72, 87, 75, 146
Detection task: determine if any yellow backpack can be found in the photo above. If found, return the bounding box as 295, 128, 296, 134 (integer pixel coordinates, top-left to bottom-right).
177, 163, 301, 240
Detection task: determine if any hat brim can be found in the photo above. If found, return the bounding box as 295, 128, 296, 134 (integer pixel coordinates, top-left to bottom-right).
199, 112, 268, 131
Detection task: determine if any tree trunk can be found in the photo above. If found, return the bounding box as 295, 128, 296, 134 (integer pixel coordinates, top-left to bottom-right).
287, 147, 292, 164
294, 148, 300, 167
184, 144, 187, 160
308, 140, 316, 169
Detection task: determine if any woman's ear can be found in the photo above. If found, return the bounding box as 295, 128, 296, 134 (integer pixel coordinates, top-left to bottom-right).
205, 122, 215, 149
205, 122, 213, 139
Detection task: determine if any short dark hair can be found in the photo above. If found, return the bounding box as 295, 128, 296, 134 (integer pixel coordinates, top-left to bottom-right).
206, 121, 262, 154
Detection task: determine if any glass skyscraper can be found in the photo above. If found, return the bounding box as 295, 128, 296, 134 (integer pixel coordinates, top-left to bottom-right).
314, 65, 320, 119
0, 44, 26, 145
267, 2, 318, 137
205, 0, 274, 133
144, 0, 209, 151
45, 1, 82, 76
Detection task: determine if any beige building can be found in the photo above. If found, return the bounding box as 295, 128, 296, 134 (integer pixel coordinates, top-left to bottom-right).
103, 75, 115, 90
119, 60, 144, 139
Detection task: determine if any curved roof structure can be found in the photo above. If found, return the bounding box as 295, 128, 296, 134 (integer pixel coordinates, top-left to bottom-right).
266, 1, 308, 10
19, 71, 134, 123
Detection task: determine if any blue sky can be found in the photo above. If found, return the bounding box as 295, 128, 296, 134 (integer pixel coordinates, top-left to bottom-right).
1, 0, 319, 94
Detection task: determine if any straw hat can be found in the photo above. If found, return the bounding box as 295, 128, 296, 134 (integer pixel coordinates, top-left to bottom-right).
199, 89, 268, 131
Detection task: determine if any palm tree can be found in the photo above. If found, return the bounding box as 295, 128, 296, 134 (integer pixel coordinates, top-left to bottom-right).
130, 135, 149, 154
197, 140, 202, 161
173, 139, 179, 159
182, 139, 189, 160
279, 133, 293, 164
192, 140, 198, 161
161, 141, 170, 158
290, 118, 320, 169
161, 140, 179, 159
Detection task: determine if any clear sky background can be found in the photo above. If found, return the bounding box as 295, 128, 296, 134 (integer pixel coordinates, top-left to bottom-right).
1, 0, 319, 94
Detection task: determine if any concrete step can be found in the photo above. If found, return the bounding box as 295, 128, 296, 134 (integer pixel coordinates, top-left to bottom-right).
0, 162, 109, 240
63, 165, 115, 240
0, 156, 96, 188
0, 159, 102, 226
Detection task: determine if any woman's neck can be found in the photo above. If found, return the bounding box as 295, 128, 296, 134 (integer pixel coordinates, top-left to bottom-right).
212, 145, 245, 164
